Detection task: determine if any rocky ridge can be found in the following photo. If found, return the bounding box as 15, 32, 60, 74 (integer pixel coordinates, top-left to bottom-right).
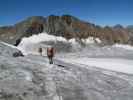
0, 15, 131, 45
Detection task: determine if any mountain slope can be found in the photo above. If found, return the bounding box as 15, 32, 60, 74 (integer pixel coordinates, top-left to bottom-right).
0, 15, 130, 45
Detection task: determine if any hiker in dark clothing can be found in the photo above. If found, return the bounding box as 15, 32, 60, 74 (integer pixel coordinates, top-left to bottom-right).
38, 47, 43, 56
47, 47, 55, 64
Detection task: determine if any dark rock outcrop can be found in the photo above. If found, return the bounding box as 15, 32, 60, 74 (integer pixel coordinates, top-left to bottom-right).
12, 51, 24, 57
14, 38, 22, 46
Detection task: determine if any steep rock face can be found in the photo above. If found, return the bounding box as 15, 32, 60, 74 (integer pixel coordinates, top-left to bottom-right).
0, 15, 131, 45
0, 42, 133, 100
46, 15, 76, 38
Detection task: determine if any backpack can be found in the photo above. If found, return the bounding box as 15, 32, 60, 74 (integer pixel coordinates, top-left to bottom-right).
47, 47, 54, 57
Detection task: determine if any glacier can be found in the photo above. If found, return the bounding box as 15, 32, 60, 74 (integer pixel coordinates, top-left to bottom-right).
0, 32, 133, 100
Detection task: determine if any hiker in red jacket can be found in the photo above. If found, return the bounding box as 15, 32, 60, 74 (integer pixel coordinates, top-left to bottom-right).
47, 47, 55, 64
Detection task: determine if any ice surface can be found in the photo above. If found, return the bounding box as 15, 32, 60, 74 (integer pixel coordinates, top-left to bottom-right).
59, 57, 133, 74
113, 44, 133, 51
0, 41, 133, 100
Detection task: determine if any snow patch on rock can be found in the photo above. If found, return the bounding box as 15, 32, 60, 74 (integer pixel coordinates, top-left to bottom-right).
17, 32, 101, 55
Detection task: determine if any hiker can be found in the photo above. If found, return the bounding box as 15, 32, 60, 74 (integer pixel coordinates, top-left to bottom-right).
38, 47, 43, 56
47, 47, 55, 64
